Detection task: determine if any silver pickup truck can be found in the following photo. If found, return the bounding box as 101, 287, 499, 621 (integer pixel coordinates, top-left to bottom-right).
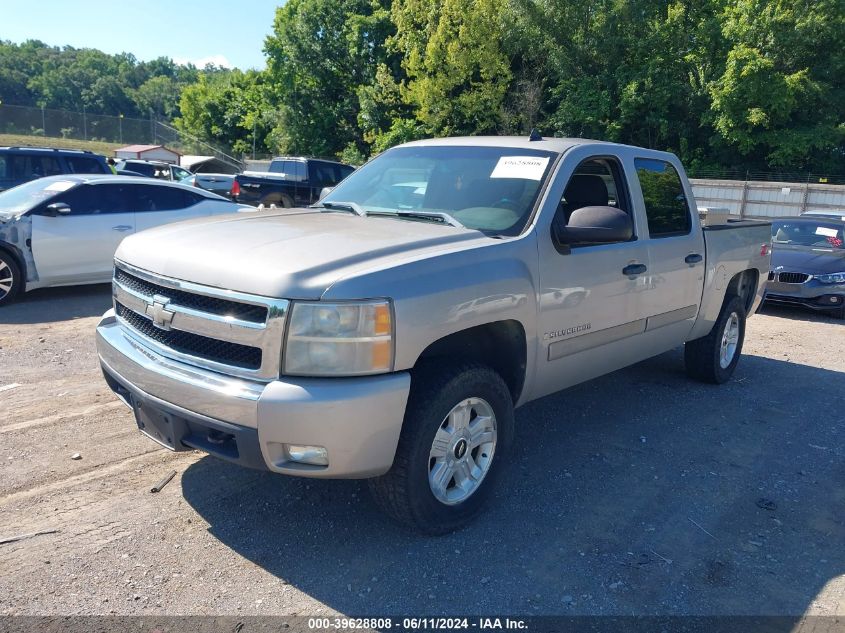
96, 136, 771, 533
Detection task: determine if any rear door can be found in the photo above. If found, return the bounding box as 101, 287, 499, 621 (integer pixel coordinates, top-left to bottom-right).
632, 156, 705, 341
30, 182, 133, 284
533, 147, 653, 399
130, 183, 206, 232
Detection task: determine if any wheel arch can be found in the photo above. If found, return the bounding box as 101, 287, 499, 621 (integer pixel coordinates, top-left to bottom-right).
0, 240, 27, 280
413, 320, 528, 404
726, 269, 759, 313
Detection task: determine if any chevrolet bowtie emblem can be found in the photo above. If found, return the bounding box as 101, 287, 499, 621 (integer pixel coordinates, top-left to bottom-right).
145, 294, 175, 330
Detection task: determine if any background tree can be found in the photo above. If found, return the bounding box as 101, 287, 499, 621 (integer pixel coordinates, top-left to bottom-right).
391, 0, 512, 137
264, 0, 394, 157
711, 0, 845, 170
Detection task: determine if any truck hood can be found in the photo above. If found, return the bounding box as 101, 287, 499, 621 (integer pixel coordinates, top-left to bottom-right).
770, 244, 845, 275
116, 209, 492, 299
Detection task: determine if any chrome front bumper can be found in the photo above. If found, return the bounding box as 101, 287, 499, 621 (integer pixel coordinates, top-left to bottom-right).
97, 310, 411, 478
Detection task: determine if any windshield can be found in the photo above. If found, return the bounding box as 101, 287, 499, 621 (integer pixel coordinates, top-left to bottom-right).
772, 219, 844, 249
321, 145, 557, 235
0, 178, 79, 218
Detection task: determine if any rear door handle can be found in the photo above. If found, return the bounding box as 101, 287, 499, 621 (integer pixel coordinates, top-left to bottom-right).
622, 263, 647, 276
112, 225, 132, 232
685, 253, 703, 265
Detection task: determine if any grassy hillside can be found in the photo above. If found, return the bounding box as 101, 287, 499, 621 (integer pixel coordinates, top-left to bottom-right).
0, 134, 121, 156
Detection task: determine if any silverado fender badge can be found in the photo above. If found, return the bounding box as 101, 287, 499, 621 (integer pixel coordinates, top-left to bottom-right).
543, 323, 591, 341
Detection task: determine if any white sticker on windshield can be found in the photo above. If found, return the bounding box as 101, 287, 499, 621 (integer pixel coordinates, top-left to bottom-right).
490, 156, 550, 181
815, 226, 839, 238
44, 181, 76, 192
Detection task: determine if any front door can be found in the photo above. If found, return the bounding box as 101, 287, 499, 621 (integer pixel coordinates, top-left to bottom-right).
30, 183, 133, 285
532, 149, 652, 400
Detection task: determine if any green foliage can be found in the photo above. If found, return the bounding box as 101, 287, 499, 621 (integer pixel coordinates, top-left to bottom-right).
390, 0, 512, 136
3, 0, 842, 172
0, 40, 206, 118
264, 0, 395, 157
175, 70, 273, 155
711, 0, 845, 169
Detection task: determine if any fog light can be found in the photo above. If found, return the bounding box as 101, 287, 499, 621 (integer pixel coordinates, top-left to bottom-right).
285, 444, 329, 466
831, 296, 841, 303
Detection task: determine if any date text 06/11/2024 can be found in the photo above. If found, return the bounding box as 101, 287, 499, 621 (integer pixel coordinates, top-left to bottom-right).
307, 617, 529, 630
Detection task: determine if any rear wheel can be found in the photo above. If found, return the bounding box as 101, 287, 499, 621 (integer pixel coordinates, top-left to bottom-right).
0, 251, 22, 307
368, 362, 514, 534
684, 295, 746, 384
260, 194, 294, 208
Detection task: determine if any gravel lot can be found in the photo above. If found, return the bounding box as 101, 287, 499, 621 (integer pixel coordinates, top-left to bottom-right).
0, 285, 843, 619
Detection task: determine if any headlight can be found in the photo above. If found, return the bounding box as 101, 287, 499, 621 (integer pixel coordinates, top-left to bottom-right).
816, 271, 845, 284
283, 300, 393, 376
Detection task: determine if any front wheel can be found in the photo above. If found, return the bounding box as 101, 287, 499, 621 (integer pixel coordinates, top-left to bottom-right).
684, 295, 746, 384
0, 251, 22, 307
368, 363, 514, 535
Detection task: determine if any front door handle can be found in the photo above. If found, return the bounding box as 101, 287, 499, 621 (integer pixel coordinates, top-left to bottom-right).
112, 225, 132, 232
685, 253, 703, 265
622, 263, 647, 277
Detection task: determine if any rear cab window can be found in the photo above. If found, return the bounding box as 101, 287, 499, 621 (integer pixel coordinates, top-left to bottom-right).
635, 158, 691, 237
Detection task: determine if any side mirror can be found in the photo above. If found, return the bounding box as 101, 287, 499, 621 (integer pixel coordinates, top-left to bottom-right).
554, 206, 633, 245
45, 202, 72, 217
319, 186, 334, 201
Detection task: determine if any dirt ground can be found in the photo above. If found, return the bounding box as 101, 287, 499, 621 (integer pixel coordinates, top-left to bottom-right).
0, 284, 843, 619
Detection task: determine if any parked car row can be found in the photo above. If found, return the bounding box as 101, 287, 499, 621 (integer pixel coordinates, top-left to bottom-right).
0, 146, 112, 192
0, 175, 253, 305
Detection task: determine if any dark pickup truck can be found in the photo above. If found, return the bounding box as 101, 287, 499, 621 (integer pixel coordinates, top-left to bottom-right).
234, 156, 355, 207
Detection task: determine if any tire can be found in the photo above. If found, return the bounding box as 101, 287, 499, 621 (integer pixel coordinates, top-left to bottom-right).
684, 295, 746, 384
260, 194, 293, 208
0, 250, 22, 307
368, 362, 514, 535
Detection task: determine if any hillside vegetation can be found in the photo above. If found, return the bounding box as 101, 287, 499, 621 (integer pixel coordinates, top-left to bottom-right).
2, 0, 843, 173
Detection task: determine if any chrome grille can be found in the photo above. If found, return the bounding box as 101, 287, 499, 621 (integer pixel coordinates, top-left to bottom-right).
112, 261, 288, 381
775, 272, 810, 284
115, 268, 268, 323
115, 302, 262, 369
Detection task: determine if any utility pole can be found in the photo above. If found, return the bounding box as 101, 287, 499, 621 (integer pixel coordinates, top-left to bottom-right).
82, 105, 87, 140
119, 113, 124, 144
41, 106, 46, 136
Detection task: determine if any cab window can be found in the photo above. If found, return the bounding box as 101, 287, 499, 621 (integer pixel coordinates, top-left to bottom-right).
554, 156, 631, 228
635, 158, 691, 237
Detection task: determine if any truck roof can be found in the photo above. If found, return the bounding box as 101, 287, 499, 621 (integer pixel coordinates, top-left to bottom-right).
401, 135, 676, 159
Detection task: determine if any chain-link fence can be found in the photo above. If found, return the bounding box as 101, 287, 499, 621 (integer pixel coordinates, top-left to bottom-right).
684, 167, 845, 186
0, 104, 242, 170
0, 103, 156, 145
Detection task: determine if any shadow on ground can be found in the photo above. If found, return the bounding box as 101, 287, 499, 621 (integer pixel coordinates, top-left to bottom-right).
182, 350, 845, 617
0, 284, 111, 324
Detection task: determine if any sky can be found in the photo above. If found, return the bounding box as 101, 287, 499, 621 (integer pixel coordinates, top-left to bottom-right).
1, 0, 282, 69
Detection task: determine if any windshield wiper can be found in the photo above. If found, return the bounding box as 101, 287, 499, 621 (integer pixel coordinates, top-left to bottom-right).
369, 210, 465, 228
311, 201, 366, 217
